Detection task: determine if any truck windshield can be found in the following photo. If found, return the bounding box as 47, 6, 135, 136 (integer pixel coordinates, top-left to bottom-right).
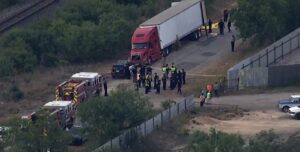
132, 43, 149, 49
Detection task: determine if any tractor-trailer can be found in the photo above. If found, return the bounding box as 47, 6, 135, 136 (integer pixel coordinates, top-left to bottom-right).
129, 0, 207, 64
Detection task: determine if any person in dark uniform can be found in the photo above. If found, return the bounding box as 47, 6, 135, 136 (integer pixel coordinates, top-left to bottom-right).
177, 79, 182, 94
177, 70, 182, 84
132, 66, 137, 83
170, 74, 174, 90
173, 70, 178, 89
223, 9, 229, 22
182, 69, 186, 85
156, 80, 161, 94
227, 20, 232, 32
146, 66, 152, 75
162, 75, 167, 90
208, 19, 213, 33
140, 65, 146, 77
231, 35, 236, 52
103, 77, 108, 96
153, 73, 159, 89
218, 19, 224, 35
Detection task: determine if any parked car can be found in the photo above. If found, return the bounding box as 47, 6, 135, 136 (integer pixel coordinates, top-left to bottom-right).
68, 125, 88, 146
288, 106, 300, 120
278, 95, 300, 112
111, 60, 131, 79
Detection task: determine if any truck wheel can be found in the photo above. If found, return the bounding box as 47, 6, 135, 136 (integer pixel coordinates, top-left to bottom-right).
165, 48, 170, 56
194, 31, 199, 40
282, 106, 289, 113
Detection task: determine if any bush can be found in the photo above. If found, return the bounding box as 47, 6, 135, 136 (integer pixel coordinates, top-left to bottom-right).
161, 100, 176, 110
9, 85, 24, 101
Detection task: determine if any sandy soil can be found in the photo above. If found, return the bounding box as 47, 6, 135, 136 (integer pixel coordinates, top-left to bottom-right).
186, 110, 300, 138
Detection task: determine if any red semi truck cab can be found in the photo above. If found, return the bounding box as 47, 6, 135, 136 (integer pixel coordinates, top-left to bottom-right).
129, 26, 161, 64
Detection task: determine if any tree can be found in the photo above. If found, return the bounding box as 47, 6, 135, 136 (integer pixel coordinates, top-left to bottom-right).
232, 0, 288, 43
3, 116, 71, 152
184, 129, 245, 152
78, 88, 153, 144
245, 130, 279, 152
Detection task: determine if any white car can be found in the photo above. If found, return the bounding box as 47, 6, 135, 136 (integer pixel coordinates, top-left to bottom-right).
288, 106, 300, 120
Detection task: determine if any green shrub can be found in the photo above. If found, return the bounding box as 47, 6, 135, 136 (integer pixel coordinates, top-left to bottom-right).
161, 100, 176, 110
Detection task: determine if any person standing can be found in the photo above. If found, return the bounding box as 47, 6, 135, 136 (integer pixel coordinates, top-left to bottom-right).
154, 73, 159, 89
140, 65, 146, 77
208, 19, 213, 33
103, 77, 108, 96
173, 70, 178, 89
213, 82, 219, 97
137, 73, 141, 88
177, 70, 182, 84
162, 64, 167, 78
145, 79, 150, 94
231, 35, 236, 52
218, 19, 225, 35
162, 75, 167, 90
223, 9, 229, 22
177, 79, 182, 94
206, 91, 211, 103
156, 80, 161, 94
171, 63, 176, 74
227, 20, 232, 32
166, 64, 170, 79
200, 94, 206, 107
182, 69, 186, 85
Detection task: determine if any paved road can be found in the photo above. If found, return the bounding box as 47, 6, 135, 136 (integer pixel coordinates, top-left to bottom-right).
152, 26, 241, 76
208, 92, 300, 111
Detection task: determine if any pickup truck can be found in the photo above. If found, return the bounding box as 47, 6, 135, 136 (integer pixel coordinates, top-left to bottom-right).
278, 95, 300, 112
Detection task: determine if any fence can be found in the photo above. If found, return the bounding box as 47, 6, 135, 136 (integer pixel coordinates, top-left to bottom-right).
241, 32, 300, 69
227, 27, 300, 90
93, 95, 195, 152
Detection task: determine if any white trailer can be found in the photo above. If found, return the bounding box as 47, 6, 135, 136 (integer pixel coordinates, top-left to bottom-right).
140, 0, 207, 50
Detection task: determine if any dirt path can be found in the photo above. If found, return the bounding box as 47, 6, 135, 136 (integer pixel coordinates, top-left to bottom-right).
186, 92, 300, 138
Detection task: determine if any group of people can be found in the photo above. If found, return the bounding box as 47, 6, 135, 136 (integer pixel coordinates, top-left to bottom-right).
199, 78, 226, 107
130, 63, 186, 95
207, 9, 236, 52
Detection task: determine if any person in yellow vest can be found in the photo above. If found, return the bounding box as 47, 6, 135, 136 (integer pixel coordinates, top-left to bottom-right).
171, 63, 176, 74
162, 64, 167, 78
206, 91, 211, 104
145, 79, 150, 94
137, 73, 141, 88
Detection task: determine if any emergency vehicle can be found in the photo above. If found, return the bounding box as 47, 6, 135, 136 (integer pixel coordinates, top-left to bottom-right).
56, 72, 102, 105
21, 101, 76, 129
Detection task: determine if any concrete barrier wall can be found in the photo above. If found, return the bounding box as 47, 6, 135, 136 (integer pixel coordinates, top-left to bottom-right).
238, 67, 268, 89
269, 64, 300, 87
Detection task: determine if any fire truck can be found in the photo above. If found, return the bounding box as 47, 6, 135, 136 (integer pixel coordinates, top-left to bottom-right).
21, 101, 76, 129
55, 72, 102, 105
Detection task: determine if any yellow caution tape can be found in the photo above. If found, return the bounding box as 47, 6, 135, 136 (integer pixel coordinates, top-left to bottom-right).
200, 22, 219, 30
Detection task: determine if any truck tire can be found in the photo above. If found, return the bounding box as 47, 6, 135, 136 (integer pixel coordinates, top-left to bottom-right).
194, 31, 199, 40
165, 48, 170, 56
282, 106, 289, 113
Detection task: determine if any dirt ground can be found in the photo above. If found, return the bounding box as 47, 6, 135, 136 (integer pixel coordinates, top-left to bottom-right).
186, 110, 300, 138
